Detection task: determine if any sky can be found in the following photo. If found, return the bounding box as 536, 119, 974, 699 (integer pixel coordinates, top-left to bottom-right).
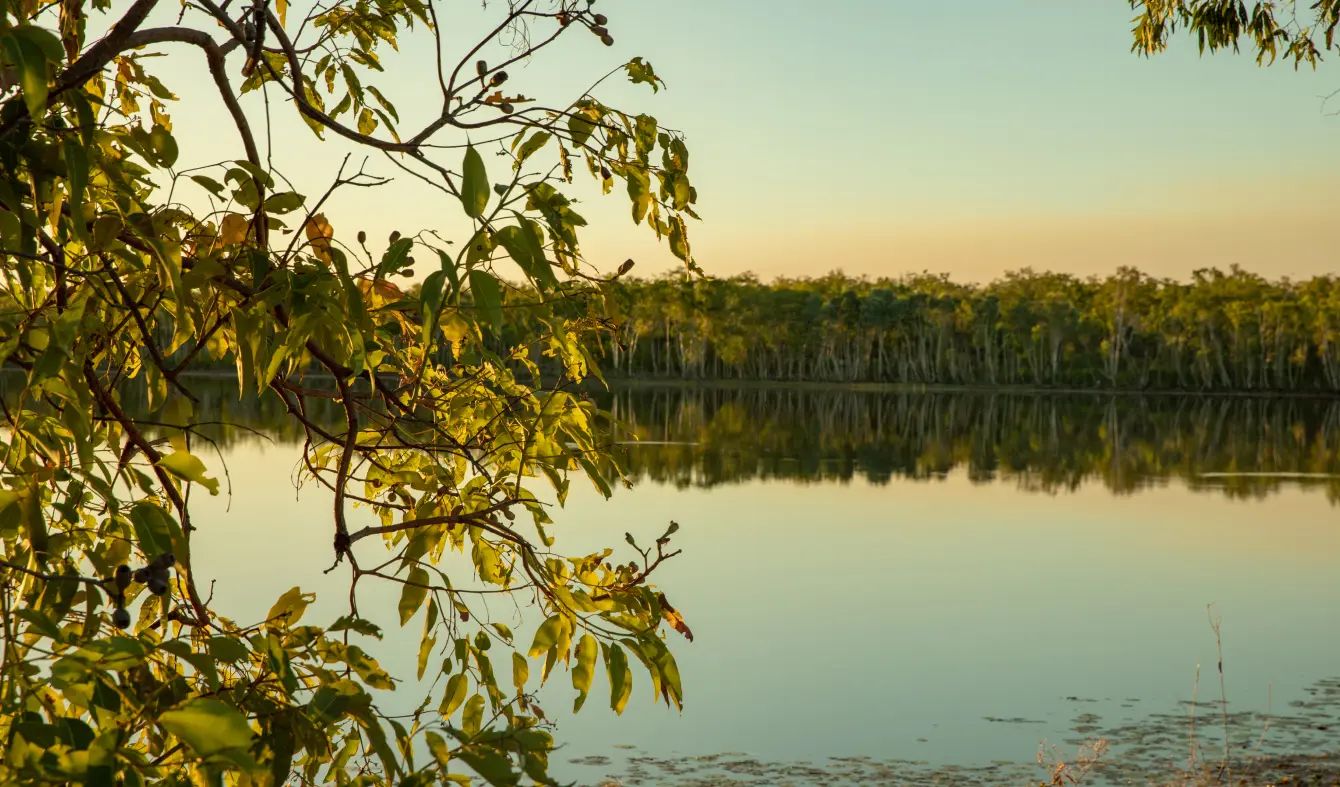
158, 1, 1340, 283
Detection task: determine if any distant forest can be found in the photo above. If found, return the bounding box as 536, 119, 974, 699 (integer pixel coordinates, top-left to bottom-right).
585, 266, 1340, 391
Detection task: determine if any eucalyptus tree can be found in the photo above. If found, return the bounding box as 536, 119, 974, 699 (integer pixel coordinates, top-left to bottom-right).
594, 270, 1340, 391
0, 0, 699, 783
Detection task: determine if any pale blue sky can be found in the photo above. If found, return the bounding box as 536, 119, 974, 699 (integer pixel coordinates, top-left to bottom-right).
160, 1, 1340, 281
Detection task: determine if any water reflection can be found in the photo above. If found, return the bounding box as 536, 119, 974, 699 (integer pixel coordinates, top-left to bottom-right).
43, 374, 1340, 502
604, 385, 1340, 502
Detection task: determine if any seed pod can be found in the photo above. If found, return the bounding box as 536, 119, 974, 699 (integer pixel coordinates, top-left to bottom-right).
601, 34, 614, 46
147, 572, 169, 596
592, 25, 607, 36
357, 230, 367, 244
133, 567, 150, 584
399, 268, 415, 278
500, 102, 515, 114
600, 166, 611, 179
114, 564, 131, 590
593, 13, 608, 24
112, 607, 131, 629
617, 258, 635, 276
154, 552, 176, 569
389, 230, 401, 244
475, 59, 487, 77
490, 71, 508, 86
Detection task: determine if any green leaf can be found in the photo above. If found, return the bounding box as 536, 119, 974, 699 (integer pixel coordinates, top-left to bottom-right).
329, 615, 383, 638
128, 502, 181, 559
190, 175, 226, 196
515, 131, 551, 164
460, 145, 489, 218
263, 191, 306, 214
456, 747, 516, 785
571, 633, 598, 707
3, 31, 50, 119
62, 137, 88, 217
467, 269, 503, 334
606, 642, 631, 715
494, 219, 558, 291
397, 567, 430, 625
159, 699, 255, 756
626, 57, 662, 92
568, 111, 597, 148
357, 107, 378, 135
425, 730, 451, 769
511, 651, 528, 694
527, 615, 562, 659
346, 645, 394, 690
209, 636, 250, 663
265, 586, 313, 629
417, 633, 436, 681
378, 237, 414, 279
420, 269, 448, 343
440, 673, 468, 718
461, 694, 485, 737
155, 450, 220, 495
149, 124, 178, 167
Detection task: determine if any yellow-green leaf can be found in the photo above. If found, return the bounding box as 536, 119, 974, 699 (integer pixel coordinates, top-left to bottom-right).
265, 586, 313, 629
606, 643, 631, 715
155, 450, 220, 495
511, 651, 528, 694
461, 145, 489, 218
440, 673, 468, 717
398, 567, 430, 625
159, 698, 255, 755
461, 694, 485, 736
572, 633, 597, 699
527, 614, 562, 659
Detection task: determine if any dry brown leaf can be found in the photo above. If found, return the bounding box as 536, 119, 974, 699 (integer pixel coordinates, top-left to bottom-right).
218, 213, 249, 246
303, 213, 334, 263
658, 593, 693, 642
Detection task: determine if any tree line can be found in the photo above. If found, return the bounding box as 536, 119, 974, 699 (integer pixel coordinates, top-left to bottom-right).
574, 266, 1340, 391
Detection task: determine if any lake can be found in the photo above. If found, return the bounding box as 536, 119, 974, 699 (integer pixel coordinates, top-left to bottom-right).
182, 383, 1340, 785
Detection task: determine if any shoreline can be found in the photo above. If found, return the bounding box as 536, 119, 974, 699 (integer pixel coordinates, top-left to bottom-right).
6, 367, 1338, 399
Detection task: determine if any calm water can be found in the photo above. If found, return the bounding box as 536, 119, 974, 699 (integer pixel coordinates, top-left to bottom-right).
181, 384, 1340, 784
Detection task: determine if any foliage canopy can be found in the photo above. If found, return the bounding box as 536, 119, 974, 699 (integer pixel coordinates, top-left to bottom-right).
0, 0, 697, 783
1130, 0, 1340, 66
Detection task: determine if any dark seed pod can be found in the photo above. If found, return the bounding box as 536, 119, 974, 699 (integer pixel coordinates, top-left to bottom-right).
475, 59, 488, 77
155, 552, 176, 569
114, 564, 131, 590
147, 572, 169, 596
490, 71, 508, 86
500, 102, 515, 114
600, 166, 611, 179
357, 230, 367, 244
399, 268, 415, 278
601, 34, 614, 46
593, 13, 607, 24
617, 258, 635, 276
592, 25, 607, 36
133, 567, 150, 584
112, 607, 131, 629
389, 230, 401, 244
